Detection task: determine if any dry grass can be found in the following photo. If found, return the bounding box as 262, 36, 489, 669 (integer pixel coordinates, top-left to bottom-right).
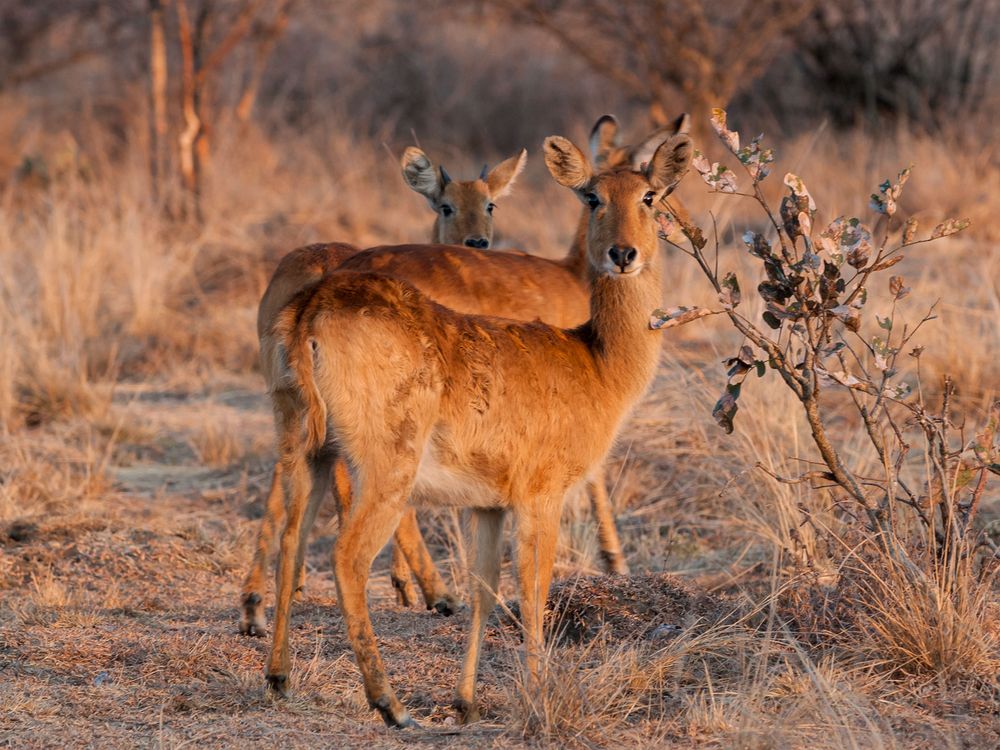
505, 602, 907, 749
0, 64, 997, 749
841, 549, 1000, 683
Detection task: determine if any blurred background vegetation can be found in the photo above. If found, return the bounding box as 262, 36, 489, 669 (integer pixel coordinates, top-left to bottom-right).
1, 7, 997, 745
0, 0, 997, 434
2, 0, 997, 197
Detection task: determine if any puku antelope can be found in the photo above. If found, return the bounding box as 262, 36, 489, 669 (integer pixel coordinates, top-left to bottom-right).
240, 115, 691, 637
263, 127, 693, 727
240, 148, 527, 635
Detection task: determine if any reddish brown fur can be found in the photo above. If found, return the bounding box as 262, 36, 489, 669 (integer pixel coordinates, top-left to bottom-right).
256, 242, 358, 341
264, 131, 693, 727
338, 245, 588, 323
240, 119, 689, 637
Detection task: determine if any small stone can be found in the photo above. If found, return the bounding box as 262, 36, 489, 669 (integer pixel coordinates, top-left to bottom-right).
647, 623, 683, 641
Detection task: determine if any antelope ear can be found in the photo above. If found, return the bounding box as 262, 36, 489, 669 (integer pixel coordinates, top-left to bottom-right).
543, 136, 592, 191
670, 112, 691, 135
646, 134, 693, 195
486, 148, 527, 198
401, 146, 442, 203
629, 129, 672, 170
589, 114, 619, 167
630, 112, 692, 170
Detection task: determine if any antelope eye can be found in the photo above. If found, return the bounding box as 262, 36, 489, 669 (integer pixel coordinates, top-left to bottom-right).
486, 202, 496, 215
642, 191, 656, 207
585, 193, 600, 210
440, 204, 454, 217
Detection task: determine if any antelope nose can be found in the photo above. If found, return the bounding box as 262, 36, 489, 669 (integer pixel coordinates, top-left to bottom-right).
608, 245, 637, 272
464, 236, 489, 249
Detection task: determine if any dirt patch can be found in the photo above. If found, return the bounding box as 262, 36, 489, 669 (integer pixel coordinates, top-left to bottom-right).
547, 573, 743, 644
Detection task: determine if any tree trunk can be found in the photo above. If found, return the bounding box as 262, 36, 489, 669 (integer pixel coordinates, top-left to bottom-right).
176, 0, 202, 220
148, 0, 169, 204
236, 0, 293, 122
193, 2, 212, 182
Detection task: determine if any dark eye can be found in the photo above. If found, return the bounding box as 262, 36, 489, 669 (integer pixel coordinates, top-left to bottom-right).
642, 191, 656, 207
586, 193, 600, 210
440, 204, 454, 217
486, 202, 496, 215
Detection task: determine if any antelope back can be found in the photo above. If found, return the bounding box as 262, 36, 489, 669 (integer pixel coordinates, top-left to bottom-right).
337, 245, 588, 328
256, 242, 358, 341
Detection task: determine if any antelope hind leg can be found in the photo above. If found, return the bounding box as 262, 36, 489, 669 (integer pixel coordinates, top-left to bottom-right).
334, 469, 419, 728
388, 536, 419, 608
394, 508, 463, 615
264, 447, 332, 696
239, 462, 284, 636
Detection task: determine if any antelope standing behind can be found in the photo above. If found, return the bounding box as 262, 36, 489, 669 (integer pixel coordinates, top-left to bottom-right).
240, 149, 527, 635
263, 127, 693, 727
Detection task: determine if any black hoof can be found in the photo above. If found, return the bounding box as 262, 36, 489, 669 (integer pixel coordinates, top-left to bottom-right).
265, 673, 288, 697
453, 697, 480, 724
239, 593, 266, 637
430, 595, 463, 617
241, 622, 266, 637
391, 578, 417, 609
372, 695, 418, 729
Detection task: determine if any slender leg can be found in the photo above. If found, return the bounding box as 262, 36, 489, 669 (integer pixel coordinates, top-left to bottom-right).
331, 457, 352, 521
389, 535, 419, 608
333, 467, 417, 728
454, 508, 505, 723
239, 462, 284, 636
393, 509, 462, 615
335, 455, 457, 615
265, 445, 333, 696
513, 499, 562, 684
333, 457, 440, 613
586, 466, 629, 575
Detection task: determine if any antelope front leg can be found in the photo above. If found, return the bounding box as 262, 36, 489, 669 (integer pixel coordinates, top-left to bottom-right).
265, 449, 331, 695
393, 509, 463, 615
239, 462, 284, 636
514, 498, 561, 684
333, 472, 417, 728
586, 468, 629, 575
454, 508, 504, 724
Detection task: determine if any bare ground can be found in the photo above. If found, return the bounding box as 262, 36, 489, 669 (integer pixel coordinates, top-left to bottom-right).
2, 372, 997, 749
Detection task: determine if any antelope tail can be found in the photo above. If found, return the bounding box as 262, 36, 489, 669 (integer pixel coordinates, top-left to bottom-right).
277, 311, 328, 455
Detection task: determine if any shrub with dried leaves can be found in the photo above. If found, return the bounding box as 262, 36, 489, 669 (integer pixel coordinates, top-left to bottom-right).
654, 108, 998, 681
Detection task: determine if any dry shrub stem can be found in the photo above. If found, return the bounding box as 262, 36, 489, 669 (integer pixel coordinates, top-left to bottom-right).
664, 109, 999, 682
